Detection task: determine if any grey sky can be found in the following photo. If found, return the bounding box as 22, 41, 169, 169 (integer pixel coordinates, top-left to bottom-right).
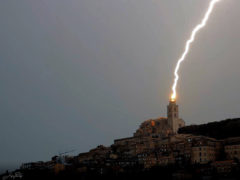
0, 0, 239, 171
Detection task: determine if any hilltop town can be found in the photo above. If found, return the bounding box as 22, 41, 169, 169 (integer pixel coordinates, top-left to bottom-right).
2, 100, 240, 179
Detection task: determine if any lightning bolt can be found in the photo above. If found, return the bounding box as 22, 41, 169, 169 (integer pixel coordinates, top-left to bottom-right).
171, 0, 221, 101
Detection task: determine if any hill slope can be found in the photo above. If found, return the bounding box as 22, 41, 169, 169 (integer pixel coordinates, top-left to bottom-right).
178, 118, 240, 139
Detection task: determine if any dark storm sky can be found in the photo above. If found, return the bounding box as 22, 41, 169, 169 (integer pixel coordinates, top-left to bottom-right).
0, 0, 240, 170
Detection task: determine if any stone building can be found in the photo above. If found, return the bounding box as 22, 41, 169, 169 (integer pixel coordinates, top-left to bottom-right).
135, 134, 222, 168
192, 146, 216, 164
134, 99, 185, 137
77, 145, 111, 164
191, 136, 220, 164
137, 152, 157, 169
167, 100, 185, 133
211, 160, 237, 174
157, 154, 175, 166
224, 137, 240, 160
113, 100, 185, 155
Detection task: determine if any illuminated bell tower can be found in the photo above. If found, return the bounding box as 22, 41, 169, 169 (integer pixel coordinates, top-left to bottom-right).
167, 99, 179, 133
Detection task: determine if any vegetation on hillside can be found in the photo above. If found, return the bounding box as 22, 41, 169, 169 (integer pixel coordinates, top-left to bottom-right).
179, 118, 240, 139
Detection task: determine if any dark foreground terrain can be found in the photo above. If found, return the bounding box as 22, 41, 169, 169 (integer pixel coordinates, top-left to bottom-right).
2, 163, 240, 180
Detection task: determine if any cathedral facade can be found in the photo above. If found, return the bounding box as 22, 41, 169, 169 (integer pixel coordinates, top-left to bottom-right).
114, 100, 185, 155
134, 99, 185, 138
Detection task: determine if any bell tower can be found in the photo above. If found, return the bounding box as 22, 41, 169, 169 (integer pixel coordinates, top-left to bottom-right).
167, 99, 179, 133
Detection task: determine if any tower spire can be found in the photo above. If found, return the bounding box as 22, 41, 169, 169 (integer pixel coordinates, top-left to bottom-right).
167, 99, 179, 133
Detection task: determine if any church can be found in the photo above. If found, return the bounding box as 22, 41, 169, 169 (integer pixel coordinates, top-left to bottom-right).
113, 100, 185, 155
133, 99, 185, 138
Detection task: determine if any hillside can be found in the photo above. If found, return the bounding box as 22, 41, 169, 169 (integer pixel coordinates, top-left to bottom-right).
178, 118, 240, 139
